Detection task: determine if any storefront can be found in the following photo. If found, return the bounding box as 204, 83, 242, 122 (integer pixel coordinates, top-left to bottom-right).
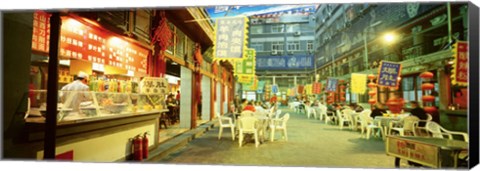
4, 8, 235, 162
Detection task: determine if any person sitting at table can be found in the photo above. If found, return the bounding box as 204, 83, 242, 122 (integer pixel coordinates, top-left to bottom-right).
350, 103, 364, 113
243, 101, 256, 112
254, 101, 265, 113
370, 103, 387, 118
409, 101, 428, 126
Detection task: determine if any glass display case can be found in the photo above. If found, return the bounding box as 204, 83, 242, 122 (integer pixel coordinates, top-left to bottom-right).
27, 90, 167, 123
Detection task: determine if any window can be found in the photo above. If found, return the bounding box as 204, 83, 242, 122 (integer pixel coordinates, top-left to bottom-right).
286, 24, 300, 32
307, 40, 314, 51
287, 41, 300, 51
250, 42, 264, 52
271, 24, 284, 33
271, 42, 284, 51
250, 25, 263, 34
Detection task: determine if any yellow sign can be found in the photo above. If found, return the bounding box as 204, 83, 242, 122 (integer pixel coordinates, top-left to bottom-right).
351, 73, 367, 94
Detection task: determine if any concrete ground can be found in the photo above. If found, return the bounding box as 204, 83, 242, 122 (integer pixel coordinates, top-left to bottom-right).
154, 107, 397, 169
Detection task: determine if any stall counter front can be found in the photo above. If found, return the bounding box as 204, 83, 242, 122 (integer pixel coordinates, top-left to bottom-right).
22, 90, 168, 162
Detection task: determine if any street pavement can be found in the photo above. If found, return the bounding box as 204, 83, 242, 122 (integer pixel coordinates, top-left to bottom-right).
155, 107, 396, 169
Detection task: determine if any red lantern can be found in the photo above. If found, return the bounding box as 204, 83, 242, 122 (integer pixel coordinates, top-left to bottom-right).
368, 99, 376, 104
424, 106, 438, 113
368, 74, 376, 80
368, 83, 377, 88
368, 91, 376, 96
340, 85, 346, 89
422, 95, 435, 102
340, 91, 346, 95
421, 83, 435, 90
340, 97, 346, 101
420, 71, 434, 79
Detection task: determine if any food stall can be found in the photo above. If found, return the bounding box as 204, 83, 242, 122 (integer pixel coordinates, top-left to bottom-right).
23, 11, 168, 162
386, 135, 468, 168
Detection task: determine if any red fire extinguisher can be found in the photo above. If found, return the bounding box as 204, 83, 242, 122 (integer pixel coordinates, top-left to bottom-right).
142, 132, 149, 159
133, 134, 143, 161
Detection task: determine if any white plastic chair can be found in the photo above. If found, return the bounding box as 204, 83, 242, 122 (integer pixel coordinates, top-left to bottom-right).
216, 112, 235, 141
359, 114, 384, 140
318, 105, 328, 121
354, 109, 371, 130
413, 113, 433, 136
240, 110, 255, 117
274, 109, 282, 119
270, 113, 290, 142
306, 106, 317, 119
337, 109, 354, 130
238, 116, 260, 147
389, 116, 420, 136
425, 121, 469, 142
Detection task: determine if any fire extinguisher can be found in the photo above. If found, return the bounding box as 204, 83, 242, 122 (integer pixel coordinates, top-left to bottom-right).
133, 134, 143, 161
142, 132, 149, 159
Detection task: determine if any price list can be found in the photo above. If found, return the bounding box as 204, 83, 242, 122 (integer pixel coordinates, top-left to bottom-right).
32, 11, 148, 74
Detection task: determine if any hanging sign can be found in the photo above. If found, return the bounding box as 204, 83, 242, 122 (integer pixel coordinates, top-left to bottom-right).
451, 41, 468, 86
237, 74, 253, 84
313, 82, 322, 94
351, 73, 367, 94
326, 78, 338, 92
213, 16, 249, 61
256, 80, 266, 93
31, 11, 51, 53
377, 61, 402, 88
234, 48, 256, 75
271, 84, 279, 94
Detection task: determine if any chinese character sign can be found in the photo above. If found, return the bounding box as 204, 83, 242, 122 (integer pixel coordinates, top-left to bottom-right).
351, 73, 367, 94
377, 61, 402, 88
237, 74, 253, 84
214, 17, 249, 61
234, 48, 256, 75
326, 78, 338, 92
32, 11, 51, 53
139, 77, 169, 95
452, 41, 468, 86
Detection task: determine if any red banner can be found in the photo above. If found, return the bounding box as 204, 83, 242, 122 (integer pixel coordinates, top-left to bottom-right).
32, 11, 148, 74
313, 82, 322, 94
297, 85, 304, 94
452, 41, 468, 86
32, 11, 51, 53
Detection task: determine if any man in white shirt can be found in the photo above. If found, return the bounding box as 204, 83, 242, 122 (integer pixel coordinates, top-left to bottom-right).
60, 71, 90, 111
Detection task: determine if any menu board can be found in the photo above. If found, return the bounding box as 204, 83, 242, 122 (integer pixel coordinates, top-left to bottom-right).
377, 61, 402, 88
31, 11, 51, 53
214, 17, 248, 61
32, 11, 148, 74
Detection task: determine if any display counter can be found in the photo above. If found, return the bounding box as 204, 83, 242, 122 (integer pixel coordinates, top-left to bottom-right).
22, 90, 169, 162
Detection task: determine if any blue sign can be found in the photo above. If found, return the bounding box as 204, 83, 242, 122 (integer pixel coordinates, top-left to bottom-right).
205, 5, 317, 22
214, 17, 247, 60
326, 78, 338, 92
257, 80, 266, 93
377, 61, 402, 88
256, 55, 314, 70
272, 84, 279, 94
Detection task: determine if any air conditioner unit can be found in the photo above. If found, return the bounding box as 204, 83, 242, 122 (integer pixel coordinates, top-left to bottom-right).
294, 31, 301, 36
271, 50, 277, 55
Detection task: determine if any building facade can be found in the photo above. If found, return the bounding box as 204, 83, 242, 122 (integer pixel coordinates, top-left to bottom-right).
247, 6, 316, 101
313, 3, 469, 131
